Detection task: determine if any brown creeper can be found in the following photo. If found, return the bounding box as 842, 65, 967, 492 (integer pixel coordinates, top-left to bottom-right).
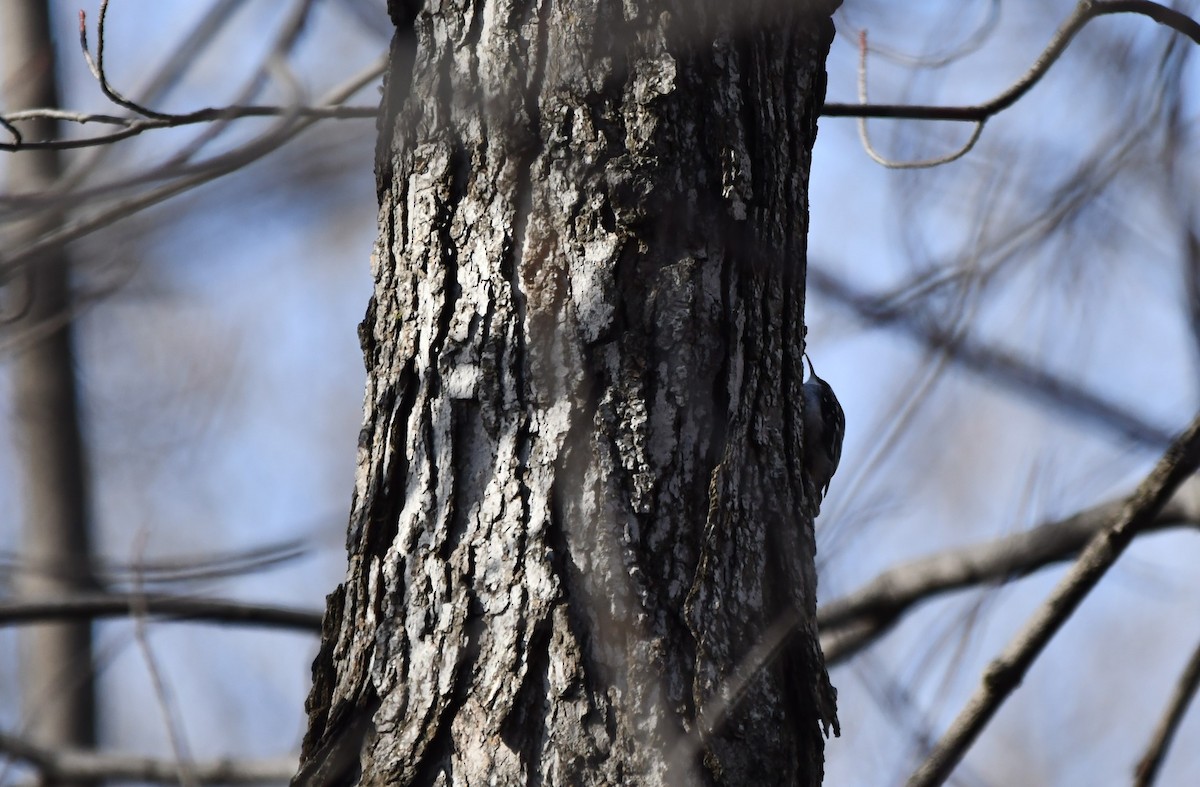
801, 352, 845, 498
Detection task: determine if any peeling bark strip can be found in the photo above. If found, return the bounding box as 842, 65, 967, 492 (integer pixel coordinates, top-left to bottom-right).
297, 1, 840, 785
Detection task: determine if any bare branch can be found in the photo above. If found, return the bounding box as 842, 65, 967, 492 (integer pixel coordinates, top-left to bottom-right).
48, 0, 275, 188
1103, 0, 1200, 42
808, 263, 1175, 448
0, 592, 322, 632
0, 52, 386, 291
819, 477, 1200, 665
1135, 636, 1200, 786
0, 730, 295, 784
824, 0, 1200, 125
0, 104, 377, 152
79, 1, 213, 121
907, 410, 1200, 787
2, 1, 376, 153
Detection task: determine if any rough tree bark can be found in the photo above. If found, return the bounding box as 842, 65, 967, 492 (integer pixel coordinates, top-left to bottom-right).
296, 0, 840, 784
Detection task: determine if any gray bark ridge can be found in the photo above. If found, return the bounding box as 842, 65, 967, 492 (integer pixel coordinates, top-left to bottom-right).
297, 2, 840, 785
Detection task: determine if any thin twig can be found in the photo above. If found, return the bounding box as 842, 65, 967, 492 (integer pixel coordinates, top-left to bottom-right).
0, 52, 386, 291
80, 2, 178, 120
855, 31, 984, 169
0, 536, 312, 587
2, 1, 375, 152
131, 532, 198, 787
1, 105, 378, 151
55, 0, 256, 192
1134, 636, 1200, 786
0, 104, 377, 152
906, 410, 1200, 787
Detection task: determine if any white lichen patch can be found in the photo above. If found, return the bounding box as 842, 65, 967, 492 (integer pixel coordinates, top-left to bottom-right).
571, 235, 619, 342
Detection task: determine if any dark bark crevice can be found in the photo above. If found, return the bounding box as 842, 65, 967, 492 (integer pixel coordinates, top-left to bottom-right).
497, 612, 553, 780
410, 592, 484, 783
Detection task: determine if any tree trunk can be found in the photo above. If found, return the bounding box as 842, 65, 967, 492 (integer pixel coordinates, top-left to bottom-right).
3, 3, 98, 784
296, 1, 839, 784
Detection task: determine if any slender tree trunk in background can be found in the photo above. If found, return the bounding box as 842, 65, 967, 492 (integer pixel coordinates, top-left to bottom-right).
2, 1, 97, 784
297, 1, 839, 784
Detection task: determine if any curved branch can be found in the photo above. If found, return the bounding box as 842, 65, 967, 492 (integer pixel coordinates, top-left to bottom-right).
79, 3, 173, 120
823, 0, 1200, 123
853, 30, 985, 169
0, 115, 21, 146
